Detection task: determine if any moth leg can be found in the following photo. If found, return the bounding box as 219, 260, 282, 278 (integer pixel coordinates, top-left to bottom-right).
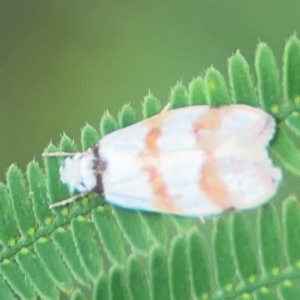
49, 193, 88, 208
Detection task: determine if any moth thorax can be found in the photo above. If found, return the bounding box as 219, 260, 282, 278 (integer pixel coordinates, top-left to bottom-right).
60, 152, 97, 193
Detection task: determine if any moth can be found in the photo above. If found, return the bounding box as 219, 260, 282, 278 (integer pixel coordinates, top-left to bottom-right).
44, 104, 282, 217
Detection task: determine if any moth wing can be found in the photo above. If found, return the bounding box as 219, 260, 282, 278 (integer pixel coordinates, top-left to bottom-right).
99, 104, 280, 217
214, 149, 282, 210
218, 105, 276, 147
101, 149, 281, 217
101, 148, 224, 217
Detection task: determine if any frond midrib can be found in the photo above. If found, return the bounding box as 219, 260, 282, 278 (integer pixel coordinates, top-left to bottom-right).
0, 195, 102, 262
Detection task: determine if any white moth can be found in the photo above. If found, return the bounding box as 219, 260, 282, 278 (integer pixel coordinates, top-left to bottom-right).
45, 104, 282, 217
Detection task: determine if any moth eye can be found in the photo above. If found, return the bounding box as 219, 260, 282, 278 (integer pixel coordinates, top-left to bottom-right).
79, 182, 86, 189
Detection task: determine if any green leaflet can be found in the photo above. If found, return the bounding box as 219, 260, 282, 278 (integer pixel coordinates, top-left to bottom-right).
257, 204, 282, 275
255, 43, 282, 113
81, 124, 99, 151
6, 165, 36, 236
0, 274, 16, 300
0, 260, 35, 300
230, 212, 259, 283
170, 83, 189, 108
52, 227, 90, 286
34, 237, 75, 292
1, 36, 300, 299
71, 216, 103, 281
283, 35, 300, 107
93, 275, 108, 300
109, 266, 130, 300
228, 51, 257, 106
127, 255, 150, 300
92, 207, 127, 263
0, 183, 18, 246
205, 67, 231, 106
71, 289, 87, 300
169, 235, 190, 300
16, 248, 59, 300
213, 216, 236, 292
149, 247, 170, 300
188, 227, 211, 298
188, 77, 208, 106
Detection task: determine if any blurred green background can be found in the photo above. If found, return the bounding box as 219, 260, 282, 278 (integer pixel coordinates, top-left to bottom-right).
0, 1, 299, 181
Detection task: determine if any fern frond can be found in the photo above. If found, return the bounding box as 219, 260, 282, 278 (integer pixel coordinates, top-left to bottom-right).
1, 36, 300, 299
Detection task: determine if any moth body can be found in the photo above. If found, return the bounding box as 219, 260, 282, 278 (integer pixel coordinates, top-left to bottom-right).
58, 104, 282, 217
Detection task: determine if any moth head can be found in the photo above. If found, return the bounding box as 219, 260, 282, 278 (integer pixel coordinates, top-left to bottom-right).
60, 153, 97, 193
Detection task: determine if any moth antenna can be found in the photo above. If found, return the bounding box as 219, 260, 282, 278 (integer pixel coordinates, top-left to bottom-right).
42, 152, 78, 157
49, 193, 87, 208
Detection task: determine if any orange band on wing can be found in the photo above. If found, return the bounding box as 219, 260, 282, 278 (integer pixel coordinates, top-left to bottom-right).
199, 157, 231, 209
144, 128, 161, 154
192, 108, 221, 133
192, 108, 223, 152
139, 122, 180, 213
141, 165, 179, 212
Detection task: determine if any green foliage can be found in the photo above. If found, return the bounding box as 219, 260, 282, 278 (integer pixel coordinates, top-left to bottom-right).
1, 36, 300, 299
